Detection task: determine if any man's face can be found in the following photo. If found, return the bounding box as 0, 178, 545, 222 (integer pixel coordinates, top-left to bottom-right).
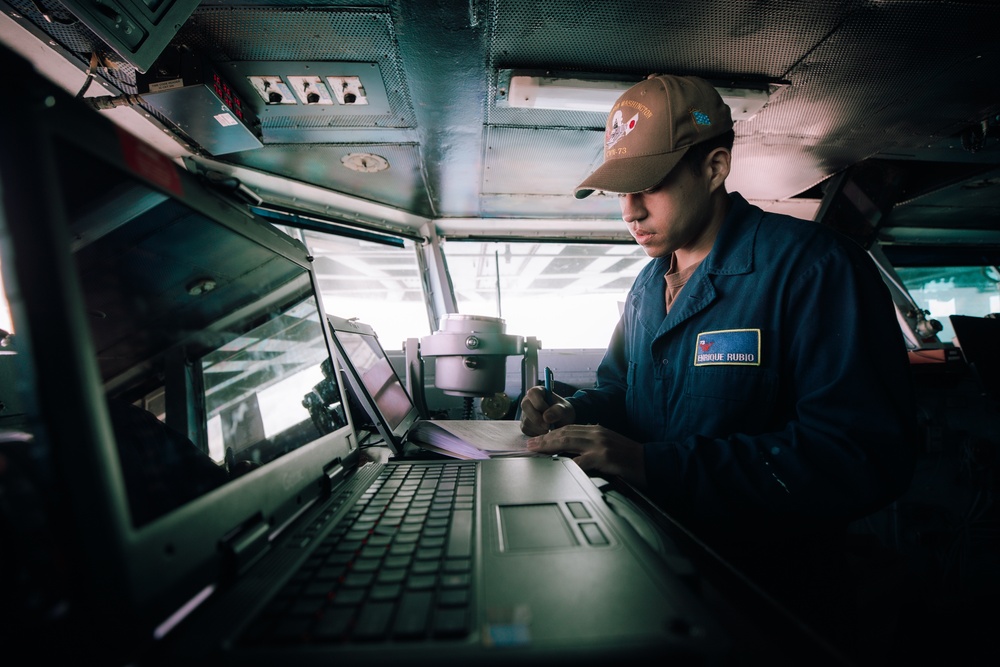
617, 154, 715, 259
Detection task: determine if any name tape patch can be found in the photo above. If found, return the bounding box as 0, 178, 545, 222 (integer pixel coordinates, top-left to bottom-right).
694, 329, 761, 366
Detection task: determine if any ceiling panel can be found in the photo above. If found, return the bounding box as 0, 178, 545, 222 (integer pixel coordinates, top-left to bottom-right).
482, 126, 600, 196
227, 143, 430, 216
3, 0, 1000, 242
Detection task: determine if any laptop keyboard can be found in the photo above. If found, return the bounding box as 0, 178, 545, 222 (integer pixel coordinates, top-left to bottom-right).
244, 461, 477, 645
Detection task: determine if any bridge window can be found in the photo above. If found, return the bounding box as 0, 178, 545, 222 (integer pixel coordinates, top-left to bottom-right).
298, 231, 429, 349
443, 241, 649, 349
896, 265, 1000, 343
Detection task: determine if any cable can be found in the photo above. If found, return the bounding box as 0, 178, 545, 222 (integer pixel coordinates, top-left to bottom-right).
83, 93, 146, 110
75, 52, 100, 99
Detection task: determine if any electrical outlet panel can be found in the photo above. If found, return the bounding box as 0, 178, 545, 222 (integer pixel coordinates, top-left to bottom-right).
230, 62, 389, 117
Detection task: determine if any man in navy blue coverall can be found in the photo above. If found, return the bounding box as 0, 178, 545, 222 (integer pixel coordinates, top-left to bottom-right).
519, 74, 918, 654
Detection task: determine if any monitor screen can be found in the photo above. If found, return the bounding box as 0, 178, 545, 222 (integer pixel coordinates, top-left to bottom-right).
327, 315, 420, 454
334, 329, 413, 431
59, 136, 346, 526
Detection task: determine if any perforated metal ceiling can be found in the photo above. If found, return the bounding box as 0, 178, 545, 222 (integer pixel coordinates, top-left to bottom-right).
7, 0, 1000, 238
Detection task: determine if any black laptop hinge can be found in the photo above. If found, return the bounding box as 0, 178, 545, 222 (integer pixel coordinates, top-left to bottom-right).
219, 512, 270, 583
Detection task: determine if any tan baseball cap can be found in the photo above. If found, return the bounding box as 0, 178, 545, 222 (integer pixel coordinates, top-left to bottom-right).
575, 74, 734, 198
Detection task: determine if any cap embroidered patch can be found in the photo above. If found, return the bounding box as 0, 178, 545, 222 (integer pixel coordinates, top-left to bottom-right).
693, 329, 761, 366
606, 110, 642, 150
691, 109, 712, 126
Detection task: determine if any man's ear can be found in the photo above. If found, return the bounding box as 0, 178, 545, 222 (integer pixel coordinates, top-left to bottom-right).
705, 148, 731, 193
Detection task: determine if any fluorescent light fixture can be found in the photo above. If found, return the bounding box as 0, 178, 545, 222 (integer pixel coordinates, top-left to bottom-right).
507, 75, 635, 113
502, 71, 773, 121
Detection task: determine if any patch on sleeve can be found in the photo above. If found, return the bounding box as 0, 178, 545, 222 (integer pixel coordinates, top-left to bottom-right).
693, 329, 761, 366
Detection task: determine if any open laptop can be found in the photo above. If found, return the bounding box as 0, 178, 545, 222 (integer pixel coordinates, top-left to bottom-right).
0, 48, 728, 665
328, 314, 531, 460
327, 314, 420, 455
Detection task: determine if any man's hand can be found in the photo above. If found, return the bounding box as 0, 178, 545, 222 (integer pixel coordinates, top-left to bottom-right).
526, 425, 646, 489
519, 386, 576, 435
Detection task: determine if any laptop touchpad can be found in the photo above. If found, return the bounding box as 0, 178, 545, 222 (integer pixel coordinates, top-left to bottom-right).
498, 504, 578, 550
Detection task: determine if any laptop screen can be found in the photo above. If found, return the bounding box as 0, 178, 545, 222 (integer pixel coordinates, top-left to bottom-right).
61, 136, 348, 527
327, 314, 421, 454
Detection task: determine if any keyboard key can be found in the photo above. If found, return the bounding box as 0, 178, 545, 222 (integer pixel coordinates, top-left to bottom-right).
376, 568, 407, 585
420, 536, 446, 548
366, 534, 393, 547
369, 583, 402, 601
336, 540, 363, 553
352, 601, 394, 640
393, 591, 433, 638
389, 542, 416, 556
406, 574, 437, 590
416, 547, 443, 560
331, 588, 365, 606
411, 560, 440, 575
351, 557, 381, 573
443, 558, 470, 573
343, 572, 375, 588
446, 510, 472, 558
438, 588, 469, 607
383, 555, 412, 569
441, 573, 470, 588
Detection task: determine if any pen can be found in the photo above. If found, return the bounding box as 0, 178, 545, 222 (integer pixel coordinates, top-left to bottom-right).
543, 367, 555, 432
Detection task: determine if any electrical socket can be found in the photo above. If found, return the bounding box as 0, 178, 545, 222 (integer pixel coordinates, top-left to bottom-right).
327, 76, 368, 105
287, 76, 333, 105
247, 76, 295, 105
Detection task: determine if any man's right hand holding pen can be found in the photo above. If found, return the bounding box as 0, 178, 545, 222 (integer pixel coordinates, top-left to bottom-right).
519, 367, 647, 490
519, 367, 576, 436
